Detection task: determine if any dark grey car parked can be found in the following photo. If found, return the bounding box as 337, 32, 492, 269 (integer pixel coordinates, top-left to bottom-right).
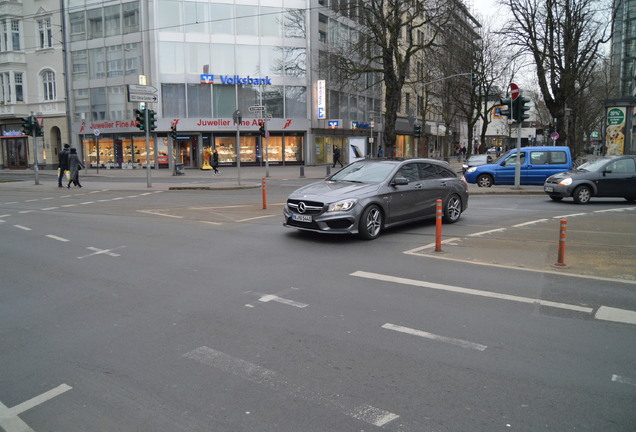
283, 158, 469, 239
543, 155, 636, 204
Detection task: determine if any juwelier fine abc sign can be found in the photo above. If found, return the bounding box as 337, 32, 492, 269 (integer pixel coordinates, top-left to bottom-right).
200, 74, 272, 85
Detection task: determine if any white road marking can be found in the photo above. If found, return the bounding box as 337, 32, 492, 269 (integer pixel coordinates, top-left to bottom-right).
18, 210, 33, 214
41, 197, 54, 201
553, 213, 586, 219
80, 201, 95, 205
467, 228, 507, 237
611, 374, 636, 386
5, 201, 18, 204
78, 246, 125, 259
136, 210, 183, 218
382, 323, 487, 351
200, 220, 223, 225
25, 199, 38, 202
512, 218, 549, 227
403, 238, 462, 254
189, 204, 251, 210
259, 294, 308, 308
184, 346, 400, 428
595, 306, 636, 325
0, 214, 11, 218
236, 215, 277, 223
0, 383, 72, 432
46, 235, 69, 242
14, 225, 31, 231
351, 271, 594, 313
41, 207, 59, 211
60, 204, 76, 207
594, 207, 636, 213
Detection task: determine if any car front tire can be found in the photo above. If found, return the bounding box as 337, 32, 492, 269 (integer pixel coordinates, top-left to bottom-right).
358, 205, 383, 240
477, 174, 493, 188
443, 194, 462, 223
572, 185, 592, 204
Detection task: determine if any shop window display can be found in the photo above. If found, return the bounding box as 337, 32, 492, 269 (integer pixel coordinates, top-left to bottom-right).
84, 135, 154, 168
215, 136, 257, 163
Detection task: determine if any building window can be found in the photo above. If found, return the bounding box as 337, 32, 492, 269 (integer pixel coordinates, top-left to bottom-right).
11, 20, 20, 50
15, 72, 23, 101
0, 72, 10, 103
123, 2, 140, 34
104, 5, 121, 37
1, 19, 21, 51
37, 17, 52, 48
72, 50, 88, 81
42, 70, 56, 101
87, 9, 103, 39
70, 12, 85, 41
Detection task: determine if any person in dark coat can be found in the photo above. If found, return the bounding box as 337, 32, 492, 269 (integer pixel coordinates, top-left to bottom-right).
211, 148, 219, 175
332, 145, 343, 168
67, 148, 85, 188
57, 144, 70, 188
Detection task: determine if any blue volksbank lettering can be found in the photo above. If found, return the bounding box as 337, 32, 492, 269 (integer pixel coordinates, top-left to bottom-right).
200, 74, 271, 85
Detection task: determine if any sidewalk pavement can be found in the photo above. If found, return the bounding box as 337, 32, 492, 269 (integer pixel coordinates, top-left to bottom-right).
0, 161, 546, 194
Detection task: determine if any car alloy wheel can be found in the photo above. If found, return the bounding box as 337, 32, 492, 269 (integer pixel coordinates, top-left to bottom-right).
477, 174, 493, 188
443, 194, 462, 223
359, 205, 382, 240
573, 185, 591, 204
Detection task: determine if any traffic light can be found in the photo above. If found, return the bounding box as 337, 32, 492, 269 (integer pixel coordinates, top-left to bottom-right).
170, 125, 178, 140
500, 98, 514, 120
259, 122, 266, 137
515, 96, 531, 121
21, 116, 33, 136
470, 72, 478, 87
135, 108, 145, 131
413, 123, 422, 138
35, 122, 43, 137
147, 109, 157, 131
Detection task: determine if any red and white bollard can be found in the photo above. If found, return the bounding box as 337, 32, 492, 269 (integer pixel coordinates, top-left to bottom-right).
262, 177, 267, 209
435, 199, 443, 252
554, 219, 567, 267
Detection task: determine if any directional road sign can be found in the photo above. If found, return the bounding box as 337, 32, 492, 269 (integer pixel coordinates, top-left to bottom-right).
127, 84, 158, 103
249, 105, 265, 112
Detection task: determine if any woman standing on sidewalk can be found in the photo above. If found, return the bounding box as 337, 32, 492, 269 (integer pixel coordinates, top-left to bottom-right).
67, 148, 85, 188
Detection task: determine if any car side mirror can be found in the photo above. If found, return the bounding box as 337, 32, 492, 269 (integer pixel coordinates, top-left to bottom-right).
392, 177, 409, 186
603, 169, 612, 176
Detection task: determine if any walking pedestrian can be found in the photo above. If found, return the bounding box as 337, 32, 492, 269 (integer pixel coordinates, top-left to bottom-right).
332, 145, 343, 168
57, 144, 70, 188
67, 148, 85, 188
211, 148, 219, 175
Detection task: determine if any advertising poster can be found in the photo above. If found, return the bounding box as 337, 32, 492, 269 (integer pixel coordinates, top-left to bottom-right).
605, 107, 626, 156
349, 137, 366, 162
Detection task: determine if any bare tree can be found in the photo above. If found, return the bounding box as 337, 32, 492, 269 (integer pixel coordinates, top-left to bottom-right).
326, 0, 455, 154
501, 0, 614, 154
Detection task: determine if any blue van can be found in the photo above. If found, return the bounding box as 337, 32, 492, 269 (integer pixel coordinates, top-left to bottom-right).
464, 146, 573, 187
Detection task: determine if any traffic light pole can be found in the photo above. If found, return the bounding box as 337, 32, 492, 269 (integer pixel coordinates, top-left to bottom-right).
145, 108, 151, 188
514, 120, 522, 188
31, 115, 40, 186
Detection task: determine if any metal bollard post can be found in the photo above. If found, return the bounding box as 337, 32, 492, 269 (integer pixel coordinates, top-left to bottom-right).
554, 219, 567, 267
326, 166, 331, 176
435, 199, 443, 252
262, 177, 267, 209
299, 166, 305, 178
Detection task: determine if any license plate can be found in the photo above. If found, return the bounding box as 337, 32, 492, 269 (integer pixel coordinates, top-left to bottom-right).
544, 186, 554, 192
292, 213, 312, 223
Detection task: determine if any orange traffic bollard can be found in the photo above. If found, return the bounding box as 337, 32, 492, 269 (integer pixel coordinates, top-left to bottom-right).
435, 199, 443, 252
554, 219, 567, 267
262, 177, 267, 209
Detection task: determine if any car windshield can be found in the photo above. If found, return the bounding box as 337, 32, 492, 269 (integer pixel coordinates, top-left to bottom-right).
468, 155, 487, 163
577, 158, 613, 172
330, 161, 397, 183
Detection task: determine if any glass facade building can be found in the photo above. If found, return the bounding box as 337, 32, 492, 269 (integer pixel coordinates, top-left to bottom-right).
65, 0, 382, 169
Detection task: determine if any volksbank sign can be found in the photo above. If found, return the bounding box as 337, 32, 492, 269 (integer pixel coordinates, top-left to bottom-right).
200, 74, 272, 85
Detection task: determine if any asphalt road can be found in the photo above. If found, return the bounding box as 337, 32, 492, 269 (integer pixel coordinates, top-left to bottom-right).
1, 182, 635, 432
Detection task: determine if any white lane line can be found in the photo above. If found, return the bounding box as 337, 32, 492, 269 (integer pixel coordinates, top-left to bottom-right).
25, 199, 38, 202
0, 214, 11, 218
189, 205, 251, 210
611, 374, 636, 386
594, 207, 636, 213
5, 201, 18, 204
0, 384, 72, 432
351, 271, 594, 314
60, 204, 77, 207
41, 207, 59, 211
382, 323, 487, 351
46, 235, 70, 242
183, 346, 400, 428
200, 220, 223, 225
80, 201, 95, 205
467, 228, 507, 237
236, 215, 277, 223
14, 225, 31, 231
512, 218, 549, 227
42, 197, 55, 201
595, 306, 636, 325
18, 210, 33, 214
553, 213, 586, 219
258, 294, 308, 308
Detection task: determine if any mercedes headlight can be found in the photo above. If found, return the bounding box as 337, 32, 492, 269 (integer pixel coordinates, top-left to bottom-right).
558, 178, 573, 186
328, 199, 358, 212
